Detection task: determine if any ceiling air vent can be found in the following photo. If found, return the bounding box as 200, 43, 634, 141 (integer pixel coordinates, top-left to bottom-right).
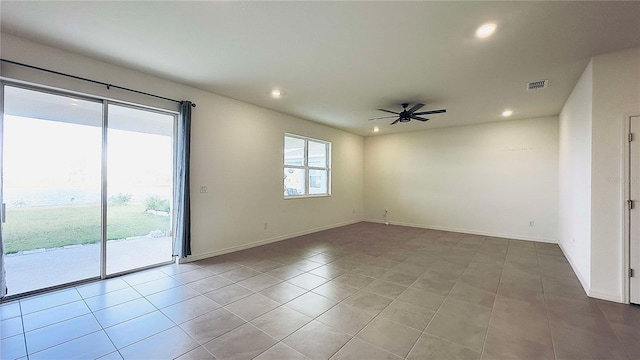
527, 79, 548, 91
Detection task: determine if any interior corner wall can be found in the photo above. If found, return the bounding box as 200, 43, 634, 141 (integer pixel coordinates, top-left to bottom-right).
0, 34, 365, 261
558, 60, 593, 293
363, 117, 559, 242
590, 48, 640, 301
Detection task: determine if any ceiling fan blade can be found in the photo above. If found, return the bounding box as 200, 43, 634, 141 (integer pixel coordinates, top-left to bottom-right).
369, 115, 399, 120
411, 115, 429, 122
377, 108, 400, 115
414, 109, 446, 115
390, 118, 400, 125
407, 103, 425, 114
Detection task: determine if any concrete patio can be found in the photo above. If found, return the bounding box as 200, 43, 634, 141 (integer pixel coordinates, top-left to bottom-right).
4, 236, 173, 295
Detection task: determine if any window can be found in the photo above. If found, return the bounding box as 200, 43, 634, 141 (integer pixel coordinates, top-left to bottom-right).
284, 134, 331, 197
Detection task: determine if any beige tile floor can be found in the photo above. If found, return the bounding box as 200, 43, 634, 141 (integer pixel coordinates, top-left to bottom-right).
1, 222, 639, 359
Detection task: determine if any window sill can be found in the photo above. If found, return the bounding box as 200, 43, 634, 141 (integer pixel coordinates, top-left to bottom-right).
284, 194, 331, 200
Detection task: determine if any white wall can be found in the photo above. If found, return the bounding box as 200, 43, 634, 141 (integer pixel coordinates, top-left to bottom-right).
558, 60, 593, 292
0, 34, 364, 260
558, 48, 640, 303
590, 48, 640, 301
364, 117, 559, 242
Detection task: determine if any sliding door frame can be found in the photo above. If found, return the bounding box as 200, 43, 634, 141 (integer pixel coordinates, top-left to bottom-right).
0, 81, 4, 299
101, 101, 109, 279
1, 81, 104, 300
104, 101, 178, 278
0, 79, 177, 300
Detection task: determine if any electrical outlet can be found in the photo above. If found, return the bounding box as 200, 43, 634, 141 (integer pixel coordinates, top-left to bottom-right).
352, 209, 356, 214
200, 185, 208, 193
529, 220, 534, 227
264, 222, 268, 229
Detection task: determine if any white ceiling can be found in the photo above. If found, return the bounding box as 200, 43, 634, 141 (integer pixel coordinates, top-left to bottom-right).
2, 1, 639, 136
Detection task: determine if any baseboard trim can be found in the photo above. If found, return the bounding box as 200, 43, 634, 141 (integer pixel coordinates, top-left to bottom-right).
364, 219, 557, 243
180, 219, 362, 263
588, 289, 624, 303
554, 244, 624, 303
557, 241, 591, 296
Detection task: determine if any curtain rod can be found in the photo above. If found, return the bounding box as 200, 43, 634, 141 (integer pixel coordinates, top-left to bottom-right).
0, 58, 196, 107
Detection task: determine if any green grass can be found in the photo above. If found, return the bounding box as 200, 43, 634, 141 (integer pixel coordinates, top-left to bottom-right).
3, 204, 170, 254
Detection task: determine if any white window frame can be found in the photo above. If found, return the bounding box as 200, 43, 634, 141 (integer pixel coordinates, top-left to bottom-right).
284, 133, 331, 198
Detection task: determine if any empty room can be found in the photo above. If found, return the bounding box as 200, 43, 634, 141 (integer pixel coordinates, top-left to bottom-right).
1, 1, 639, 359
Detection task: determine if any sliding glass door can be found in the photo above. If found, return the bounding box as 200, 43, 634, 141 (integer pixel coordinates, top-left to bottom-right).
0, 84, 176, 297
1, 86, 103, 294
106, 104, 174, 275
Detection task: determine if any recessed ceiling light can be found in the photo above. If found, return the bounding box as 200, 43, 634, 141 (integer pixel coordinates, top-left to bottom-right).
271, 89, 282, 98
373, 126, 379, 133
502, 109, 513, 117
476, 23, 497, 38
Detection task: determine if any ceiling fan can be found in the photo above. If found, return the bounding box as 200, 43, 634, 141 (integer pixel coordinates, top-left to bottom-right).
369, 103, 446, 125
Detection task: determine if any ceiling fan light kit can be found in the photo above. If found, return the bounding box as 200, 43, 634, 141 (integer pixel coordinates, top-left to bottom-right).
369, 103, 447, 125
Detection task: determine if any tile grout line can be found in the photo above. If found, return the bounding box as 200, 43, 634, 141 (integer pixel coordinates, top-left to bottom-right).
406, 235, 490, 359
86, 275, 184, 358
404, 235, 477, 359
17, 300, 30, 359
83, 282, 128, 359
201, 269, 322, 358
323, 252, 415, 359
264, 244, 420, 359
147, 272, 235, 359
478, 239, 508, 360
21, 291, 78, 353
329, 290, 399, 358
25, 287, 108, 358
537, 246, 560, 360
274, 283, 358, 359
243, 321, 305, 360
594, 301, 636, 360
402, 274, 451, 357
206, 255, 340, 359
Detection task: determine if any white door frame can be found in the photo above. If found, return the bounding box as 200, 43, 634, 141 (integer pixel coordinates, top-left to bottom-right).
623, 115, 630, 304
624, 114, 640, 304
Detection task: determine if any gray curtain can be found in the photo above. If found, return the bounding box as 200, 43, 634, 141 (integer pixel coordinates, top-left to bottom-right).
173, 101, 192, 258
